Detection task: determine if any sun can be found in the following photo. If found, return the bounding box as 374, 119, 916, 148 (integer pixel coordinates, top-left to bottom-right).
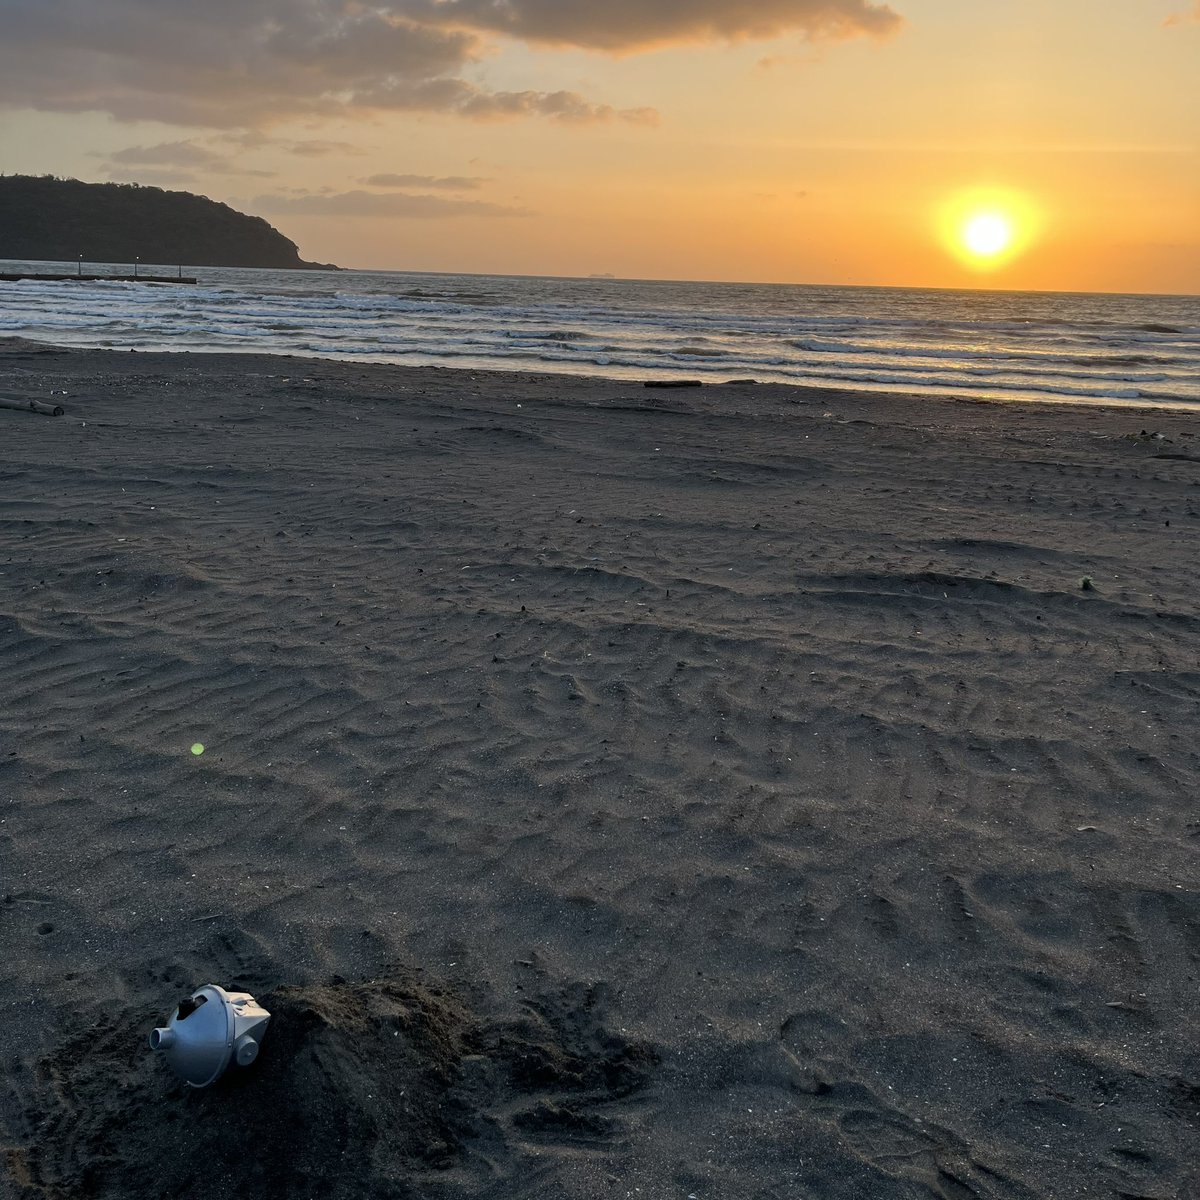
962, 212, 1014, 259
938, 188, 1041, 273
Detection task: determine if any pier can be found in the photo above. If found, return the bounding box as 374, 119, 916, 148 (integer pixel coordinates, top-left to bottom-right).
0, 272, 197, 284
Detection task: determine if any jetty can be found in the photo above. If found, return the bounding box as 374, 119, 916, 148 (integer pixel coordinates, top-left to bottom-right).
0, 272, 197, 284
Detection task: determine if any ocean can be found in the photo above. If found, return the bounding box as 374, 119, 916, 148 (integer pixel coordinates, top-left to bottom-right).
2, 260, 1198, 409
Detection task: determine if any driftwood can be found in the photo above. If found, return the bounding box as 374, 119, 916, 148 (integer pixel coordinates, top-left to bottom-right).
0, 395, 66, 417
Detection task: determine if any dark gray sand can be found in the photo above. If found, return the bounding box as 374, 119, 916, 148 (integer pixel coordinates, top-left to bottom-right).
1, 337, 1197, 1199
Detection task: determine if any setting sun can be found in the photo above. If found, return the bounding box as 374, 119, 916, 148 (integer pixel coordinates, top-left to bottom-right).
962, 213, 1015, 260
938, 188, 1042, 274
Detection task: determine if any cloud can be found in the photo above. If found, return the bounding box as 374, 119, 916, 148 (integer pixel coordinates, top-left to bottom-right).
0, 0, 894, 127
285, 139, 370, 157
109, 140, 223, 166
217, 132, 370, 157
348, 77, 657, 123
0, 5, 480, 126
102, 139, 277, 178
413, 0, 903, 51
364, 173, 488, 190
460, 91, 658, 125
1164, 2, 1200, 24
252, 189, 531, 218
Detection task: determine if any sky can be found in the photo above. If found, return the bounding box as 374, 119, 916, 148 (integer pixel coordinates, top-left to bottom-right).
0, 0, 1197, 293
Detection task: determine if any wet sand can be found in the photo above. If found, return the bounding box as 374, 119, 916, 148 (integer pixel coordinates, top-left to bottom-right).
1, 337, 1198, 1198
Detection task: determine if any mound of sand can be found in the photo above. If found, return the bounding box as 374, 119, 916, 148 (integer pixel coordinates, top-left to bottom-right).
9, 972, 654, 1199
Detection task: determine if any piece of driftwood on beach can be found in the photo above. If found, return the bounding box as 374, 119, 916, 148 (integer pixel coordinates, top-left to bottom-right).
0, 395, 65, 416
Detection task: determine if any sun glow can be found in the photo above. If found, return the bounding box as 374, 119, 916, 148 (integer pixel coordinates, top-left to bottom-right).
938, 188, 1042, 273
962, 212, 1014, 259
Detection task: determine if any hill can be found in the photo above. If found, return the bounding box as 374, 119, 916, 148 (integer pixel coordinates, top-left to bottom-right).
0, 175, 337, 270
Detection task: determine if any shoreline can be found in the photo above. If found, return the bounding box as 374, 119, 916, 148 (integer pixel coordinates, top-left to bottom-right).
4, 335, 1199, 417
2, 336, 1198, 1198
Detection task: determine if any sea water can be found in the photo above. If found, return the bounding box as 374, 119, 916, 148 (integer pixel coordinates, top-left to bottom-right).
2, 260, 1197, 409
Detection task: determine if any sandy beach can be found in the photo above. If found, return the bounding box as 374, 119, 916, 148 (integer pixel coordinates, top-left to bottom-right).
1, 335, 1197, 1199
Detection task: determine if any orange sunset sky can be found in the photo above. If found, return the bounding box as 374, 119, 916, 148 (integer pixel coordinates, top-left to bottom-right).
1, 0, 1197, 293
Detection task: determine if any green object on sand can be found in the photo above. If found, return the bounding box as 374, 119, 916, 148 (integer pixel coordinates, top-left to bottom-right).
191, 743, 205, 756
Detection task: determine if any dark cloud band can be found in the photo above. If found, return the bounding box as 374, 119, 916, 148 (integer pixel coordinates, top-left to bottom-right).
363, 174, 488, 190
252, 189, 531, 218
411, 0, 901, 51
